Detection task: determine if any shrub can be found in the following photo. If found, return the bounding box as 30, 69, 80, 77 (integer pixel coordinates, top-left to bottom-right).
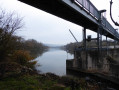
12, 50, 33, 66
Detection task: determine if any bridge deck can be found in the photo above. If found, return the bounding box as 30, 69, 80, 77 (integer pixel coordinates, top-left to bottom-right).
18, 0, 119, 40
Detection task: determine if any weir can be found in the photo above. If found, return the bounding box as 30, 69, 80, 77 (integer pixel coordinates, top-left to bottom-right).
66, 48, 119, 85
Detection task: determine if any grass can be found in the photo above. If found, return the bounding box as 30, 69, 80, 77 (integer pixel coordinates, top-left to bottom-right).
0, 62, 103, 90
0, 74, 71, 90
1, 71, 111, 90
0, 75, 40, 90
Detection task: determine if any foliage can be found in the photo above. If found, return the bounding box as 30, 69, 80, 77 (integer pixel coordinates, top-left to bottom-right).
12, 50, 33, 65
65, 42, 79, 54
0, 9, 23, 61
11, 50, 39, 68
0, 75, 41, 90
0, 73, 64, 90
0, 72, 104, 90
0, 62, 22, 78
22, 39, 48, 57
0, 9, 48, 63
65, 40, 119, 54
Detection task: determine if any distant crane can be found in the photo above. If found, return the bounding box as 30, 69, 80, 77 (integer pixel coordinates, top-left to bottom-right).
69, 29, 79, 43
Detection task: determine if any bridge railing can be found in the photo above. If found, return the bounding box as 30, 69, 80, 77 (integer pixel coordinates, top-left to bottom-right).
102, 17, 119, 38
74, 0, 119, 39
102, 17, 115, 34
75, 0, 100, 20
102, 17, 119, 39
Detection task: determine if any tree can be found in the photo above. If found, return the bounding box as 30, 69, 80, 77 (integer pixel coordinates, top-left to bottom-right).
0, 9, 23, 61
23, 39, 48, 56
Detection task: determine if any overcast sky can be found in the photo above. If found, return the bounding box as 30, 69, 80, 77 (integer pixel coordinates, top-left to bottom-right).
0, 0, 119, 45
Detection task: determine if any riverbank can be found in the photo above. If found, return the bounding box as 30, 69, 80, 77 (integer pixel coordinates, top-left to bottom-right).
0, 62, 117, 90
0, 63, 100, 90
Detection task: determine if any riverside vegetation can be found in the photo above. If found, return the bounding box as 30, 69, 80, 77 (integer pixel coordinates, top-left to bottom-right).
65, 40, 119, 54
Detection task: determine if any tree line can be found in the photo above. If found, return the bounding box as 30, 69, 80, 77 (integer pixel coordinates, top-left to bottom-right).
65, 40, 119, 54
0, 9, 48, 68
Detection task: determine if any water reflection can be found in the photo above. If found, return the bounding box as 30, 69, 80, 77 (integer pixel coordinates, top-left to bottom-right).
35, 48, 73, 76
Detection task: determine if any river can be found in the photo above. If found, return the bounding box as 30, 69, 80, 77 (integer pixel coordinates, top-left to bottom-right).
35, 48, 73, 76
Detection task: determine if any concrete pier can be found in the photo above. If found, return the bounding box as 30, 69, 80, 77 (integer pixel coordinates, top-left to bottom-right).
66, 48, 119, 85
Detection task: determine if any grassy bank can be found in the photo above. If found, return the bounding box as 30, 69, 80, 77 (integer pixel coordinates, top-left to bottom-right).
0, 62, 101, 90
0, 73, 94, 90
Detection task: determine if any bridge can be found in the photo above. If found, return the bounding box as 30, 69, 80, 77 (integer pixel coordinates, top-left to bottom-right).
18, 0, 119, 41
18, 0, 119, 85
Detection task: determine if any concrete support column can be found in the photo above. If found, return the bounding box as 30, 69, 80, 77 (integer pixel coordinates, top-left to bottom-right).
97, 27, 102, 69
83, 27, 86, 50
106, 36, 108, 55
100, 30, 102, 53
114, 38, 116, 49
83, 27, 87, 69
97, 28, 100, 53
97, 27, 102, 54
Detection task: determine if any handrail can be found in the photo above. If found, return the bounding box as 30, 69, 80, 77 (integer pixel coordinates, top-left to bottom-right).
73, 0, 119, 39
102, 17, 115, 34
74, 0, 100, 20
102, 16, 119, 38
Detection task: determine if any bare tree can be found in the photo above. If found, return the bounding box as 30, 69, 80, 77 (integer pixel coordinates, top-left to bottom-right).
110, 0, 119, 26
0, 9, 23, 34
0, 9, 24, 61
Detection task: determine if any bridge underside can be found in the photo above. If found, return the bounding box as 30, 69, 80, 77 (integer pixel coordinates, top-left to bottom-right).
19, 0, 116, 39
19, 0, 98, 30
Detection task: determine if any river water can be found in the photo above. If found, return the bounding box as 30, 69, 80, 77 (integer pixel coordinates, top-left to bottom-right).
35, 48, 73, 76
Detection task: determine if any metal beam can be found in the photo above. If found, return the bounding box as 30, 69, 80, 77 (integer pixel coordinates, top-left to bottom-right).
18, 0, 119, 40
